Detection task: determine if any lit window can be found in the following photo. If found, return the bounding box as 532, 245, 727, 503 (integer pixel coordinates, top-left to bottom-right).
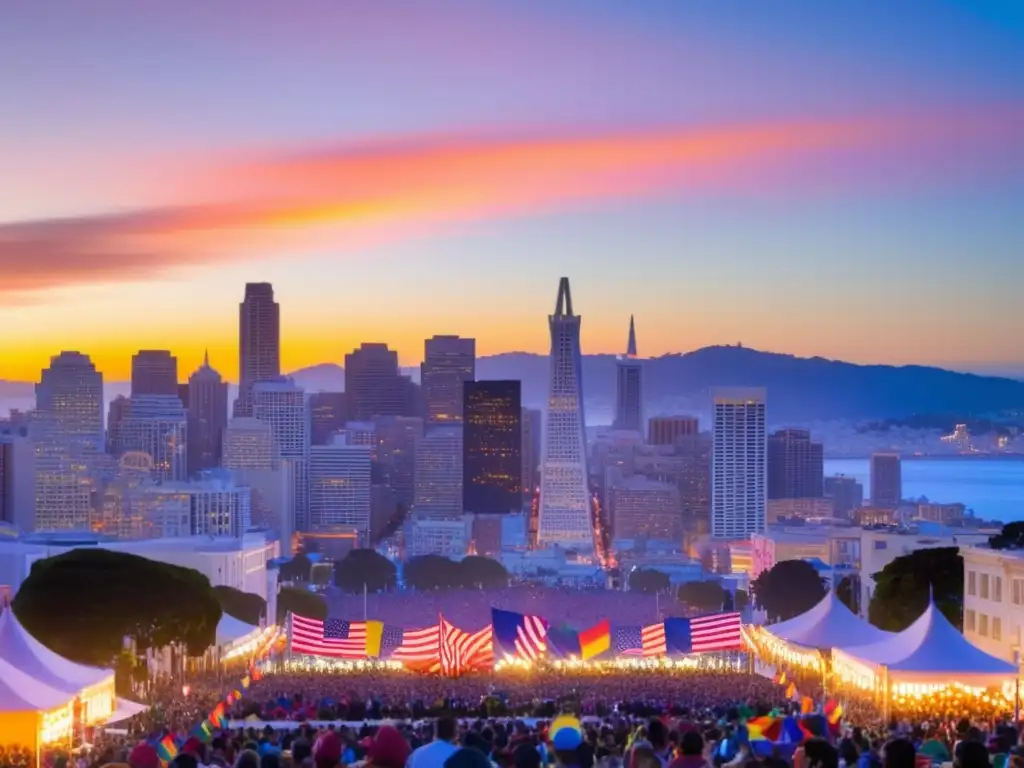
979, 613, 989, 637
968, 571, 977, 596
981, 574, 990, 600
995, 576, 1003, 602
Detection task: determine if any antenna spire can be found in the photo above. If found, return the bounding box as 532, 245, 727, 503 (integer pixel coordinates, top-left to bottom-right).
203, 348, 210, 367
554, 277, 574, 317
626, 315, 637, 357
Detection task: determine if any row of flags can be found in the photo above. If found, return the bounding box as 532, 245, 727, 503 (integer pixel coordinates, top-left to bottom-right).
289, 609, 743, 673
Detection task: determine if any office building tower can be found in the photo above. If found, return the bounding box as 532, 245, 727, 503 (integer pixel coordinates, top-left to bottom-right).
414, 425, 463, 519
870, 452, 902, 509
711, 388, 767, 539
537, 278, 594, 551
609, 476, 682, 542
374, 415, 423, 510
676, 432, 713, 538
422, 335, 476, 424
106, 395, 131, 454
343, 421, 377, 449
824, 474, 864, 519
520, 407, 541, 503
252, 378, 309, 533
345, 343, 411, 420
187, 472, 253, 537
370, 483, 398, 543
35, 351, 104, 457
235, 282, 281, 417
613, 316, 643, 433
309, 392, 348, 445
767, 428, 824, 499
131, 350, 178, 397
463, 380, 522, 515
117, 395, 188, 481
648, 416, 700, 446
404, 512, 472, 558
222, 417, 289, 538
309, 435, 373, 538
186, 351, 228, 475
177, 382, 190, 410
0, 432, 34, 531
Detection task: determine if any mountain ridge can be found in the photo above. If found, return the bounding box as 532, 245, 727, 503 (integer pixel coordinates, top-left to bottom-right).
3, 345, 1023, 423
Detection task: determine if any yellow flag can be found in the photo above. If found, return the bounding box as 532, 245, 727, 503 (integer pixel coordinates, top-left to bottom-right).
365, 620, 385, 658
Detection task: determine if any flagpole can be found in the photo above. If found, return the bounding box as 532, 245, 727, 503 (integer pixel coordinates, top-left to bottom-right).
363, 581, 368, 622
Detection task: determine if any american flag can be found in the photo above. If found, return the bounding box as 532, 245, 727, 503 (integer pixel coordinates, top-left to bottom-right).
514, 614, 548, 662
687, 612, 743, 653
389, 625, 441, 664
612, 626, 645, 656
640, 622, 668, 657
439, 616, 493, 676
290, 615, 367, 658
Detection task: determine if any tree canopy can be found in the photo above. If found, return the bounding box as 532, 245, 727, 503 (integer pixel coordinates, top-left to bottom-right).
989, 522, 1024, 550
277, 586, 328, 623
734, 588, 750, 613
212, 585, 266, 626
628, 568, 670, 595
677, 581, 728, 611
278, 553, 312, 582
402, 555, 509, 591
12, 548, 221, 665
751, 559, 826, 622
868, 546, 963, 632
333, 548, 397, 593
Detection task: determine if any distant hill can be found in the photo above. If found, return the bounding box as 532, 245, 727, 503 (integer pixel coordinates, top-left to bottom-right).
284, 345, 1024, 423
3, 346, 1022, 424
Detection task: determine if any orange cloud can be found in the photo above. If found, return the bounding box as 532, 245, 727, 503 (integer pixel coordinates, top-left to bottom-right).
1, 110, 1019, 297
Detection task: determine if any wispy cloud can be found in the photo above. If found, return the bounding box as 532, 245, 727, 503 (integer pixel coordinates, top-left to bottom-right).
1, 110, 1020, 297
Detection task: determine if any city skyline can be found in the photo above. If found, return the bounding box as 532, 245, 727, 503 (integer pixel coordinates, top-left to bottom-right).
1, 1, 1023, 381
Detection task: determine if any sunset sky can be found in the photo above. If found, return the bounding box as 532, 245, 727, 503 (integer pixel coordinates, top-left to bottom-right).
1, 1, 1022, 381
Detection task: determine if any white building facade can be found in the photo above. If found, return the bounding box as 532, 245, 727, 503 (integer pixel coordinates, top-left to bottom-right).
962, 545, 1024, 663
711, 388, 767, 539
309, 436, 372, 538
252, 379, 309, 537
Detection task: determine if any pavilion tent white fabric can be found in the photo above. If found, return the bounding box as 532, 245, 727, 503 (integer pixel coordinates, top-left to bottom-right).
103, 698, 150, 725
836, 600, 1016, 685
0, 655, 75, 712
0, 607, 113, 693
766, 591, 894, 649
216, 613, 260, 648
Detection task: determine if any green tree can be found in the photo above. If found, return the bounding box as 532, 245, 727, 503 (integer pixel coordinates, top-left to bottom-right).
459, 556, 509, 589
677, 581, 728, 612
311, 563, 333, 587
277, 586, 328, 623
836, 575, 858, 614
868, 547, 963, 632
628, 568, 670, 595
279, 553, 312, 582
12, 548, 221, 665
989, 521, 1024, 550
333, 548, 397, 593
405, 555, 461, 590
212, 585, 267, 625
751, 559, 826, 622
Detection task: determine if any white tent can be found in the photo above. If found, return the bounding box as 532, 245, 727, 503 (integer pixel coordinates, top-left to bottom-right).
103, 698, 150, 725
0, 655, 75, 712
0, 608, 113, 693
766, 591, 894, 649
216, 614, 260, 648
836, 600, 1016, 685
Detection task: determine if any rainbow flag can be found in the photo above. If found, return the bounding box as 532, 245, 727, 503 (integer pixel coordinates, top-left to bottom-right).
578, 618, 611, 660
208, 701, 228, 728
156, 734, 179, 766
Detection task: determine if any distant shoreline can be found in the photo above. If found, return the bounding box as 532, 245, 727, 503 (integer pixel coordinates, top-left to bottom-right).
826, 454, 1024, 462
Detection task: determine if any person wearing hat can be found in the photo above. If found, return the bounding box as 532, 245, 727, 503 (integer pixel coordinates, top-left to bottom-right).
550, 715, 585, 768
129, 743, 161, 768
368, 725, 412, 768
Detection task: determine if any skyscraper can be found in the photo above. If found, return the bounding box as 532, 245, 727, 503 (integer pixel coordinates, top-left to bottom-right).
252, 378, 309, 533
537, 278, 594, 551
422, 335, 476, 424
711, 388, 767, 539
309, 392, 348, 445
613, 316, 643, 433
117, 395, 188, 481
414, 426, 463, 519
131, 350, 178, 397
520, 407, 541, 504
186, 351, 229, 475
767, 428, 824, 499
309, 435, 372, 538
463, 380, 522, 515
35, 351, 104, 457
648, 416, 699, 446
870, 452, 902, 509
345, 343, 410, 420
373, 415, 423, 510
235, 282, 281, 417
0, 432, 34, 531
222, 416, 290, 536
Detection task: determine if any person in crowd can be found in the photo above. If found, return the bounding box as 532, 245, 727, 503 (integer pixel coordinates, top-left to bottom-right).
881, 739, 915, 768
408, 716, 460, 768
